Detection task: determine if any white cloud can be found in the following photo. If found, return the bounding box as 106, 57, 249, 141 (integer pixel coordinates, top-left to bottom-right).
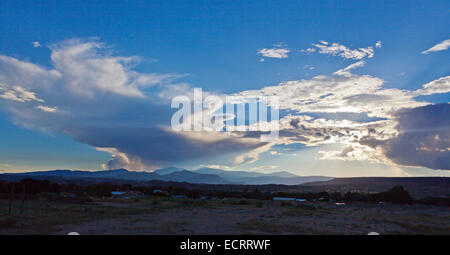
414, 76, 450, 95
249, 165, 279, 172
199, 164, 232, 170
310, 41, 377, 60
257, 46, 290, 59
334, 61, 366, 76
36, 105, 57, 113
32, 41, 41, 48
422, 39, 450, 54
0, 55, 62, 89
300, 48, 316, 54
375, 41, 382, 48
96, 147, 156, 171
0, 83, 44, 103
233, 143, 274, 166
318, 145, 387, 163
238, 68, 425, 118
49, 39, 177, 98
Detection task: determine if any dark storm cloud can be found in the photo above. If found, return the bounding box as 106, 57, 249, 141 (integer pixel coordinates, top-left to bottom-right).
71, 126, 262, 166
362, 103, 450, 170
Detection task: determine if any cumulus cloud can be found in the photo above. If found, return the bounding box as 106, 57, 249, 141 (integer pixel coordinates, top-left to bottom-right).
96, 147, 151, 171
422, 39, 450, 54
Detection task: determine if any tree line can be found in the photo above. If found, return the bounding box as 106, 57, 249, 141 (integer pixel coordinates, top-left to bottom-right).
0, 178, 448, 206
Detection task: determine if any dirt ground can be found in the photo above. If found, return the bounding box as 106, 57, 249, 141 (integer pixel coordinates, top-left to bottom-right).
51, 203, 449, 235
1, 197, 449, 235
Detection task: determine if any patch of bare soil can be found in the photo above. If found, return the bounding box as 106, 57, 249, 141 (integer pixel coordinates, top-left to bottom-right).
51, 201, 450, 235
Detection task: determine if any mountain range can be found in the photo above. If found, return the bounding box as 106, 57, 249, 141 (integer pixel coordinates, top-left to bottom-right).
0, 167, 333, 185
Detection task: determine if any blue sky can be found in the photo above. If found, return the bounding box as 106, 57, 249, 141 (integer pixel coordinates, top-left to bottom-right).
0, 0, 449, 176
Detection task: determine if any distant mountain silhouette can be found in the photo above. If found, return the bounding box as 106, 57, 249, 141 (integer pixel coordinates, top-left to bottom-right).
161, 170, 231, 184
153, 167, 186, 175
0, 167, 332, 185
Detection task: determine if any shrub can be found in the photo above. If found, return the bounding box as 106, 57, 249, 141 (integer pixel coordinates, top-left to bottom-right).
280, 201, 292, 207
370, 186, 414, 204
238, 199, 250, 205
296, 204, 317, 210
0, 216, 17, 228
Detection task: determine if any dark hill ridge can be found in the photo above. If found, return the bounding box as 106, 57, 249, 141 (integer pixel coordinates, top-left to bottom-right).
141, 177, 450, 199
0, 168, 331, 185
299, 177, 450, 199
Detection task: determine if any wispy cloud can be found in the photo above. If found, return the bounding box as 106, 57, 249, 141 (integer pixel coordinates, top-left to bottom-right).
300, 48, 316, 54
414, 76, 450, 95
249, 165, 279, 172
422, 39, 450, 54
35, 105, 58, 113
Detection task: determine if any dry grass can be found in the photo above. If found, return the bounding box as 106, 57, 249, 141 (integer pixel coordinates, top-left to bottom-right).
237, 219, 283, 233
156, 220, 189, 234
0, 195, 209, 233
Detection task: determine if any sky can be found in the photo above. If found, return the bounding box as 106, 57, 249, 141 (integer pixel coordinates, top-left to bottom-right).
0, 0, 449, 177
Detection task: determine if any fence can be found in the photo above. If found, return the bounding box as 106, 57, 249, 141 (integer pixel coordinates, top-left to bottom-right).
0, 184, 39, 216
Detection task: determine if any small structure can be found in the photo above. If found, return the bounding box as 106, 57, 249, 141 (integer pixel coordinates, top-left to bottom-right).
111, 191, 126, 197
153, 189, 169, 196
